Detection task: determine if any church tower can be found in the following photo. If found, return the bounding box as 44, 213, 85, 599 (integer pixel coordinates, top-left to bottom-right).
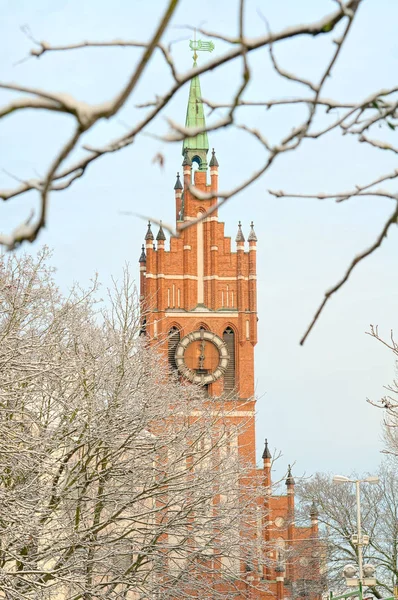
139, 49, 258, 466
138, 43, 322, 600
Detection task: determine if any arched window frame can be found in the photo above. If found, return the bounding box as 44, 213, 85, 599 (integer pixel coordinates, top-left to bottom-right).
168, 326, 181, 371
223, 326, 236, 393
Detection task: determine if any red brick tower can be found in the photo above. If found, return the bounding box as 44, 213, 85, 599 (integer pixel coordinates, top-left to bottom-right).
139, 48, 258, 465
138, 46, 322, 600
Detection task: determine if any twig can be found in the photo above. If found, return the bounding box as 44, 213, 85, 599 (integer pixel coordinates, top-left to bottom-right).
300, 202, 398, 345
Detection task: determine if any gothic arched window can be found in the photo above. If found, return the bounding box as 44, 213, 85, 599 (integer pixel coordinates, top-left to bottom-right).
139, 317, 147, 337
168, 327, 180, 371
223, 327, 235, 391
276, 537, 286, 568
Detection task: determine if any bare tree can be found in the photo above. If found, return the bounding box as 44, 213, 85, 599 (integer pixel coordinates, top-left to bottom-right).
0, 248, 265, 599
2, 0, 398, 340
296, 463, 398, 599
367, 325, 398, 458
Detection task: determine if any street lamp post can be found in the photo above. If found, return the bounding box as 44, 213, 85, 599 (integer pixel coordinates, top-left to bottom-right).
332, 475, 380, 597
354, 479, 364, 584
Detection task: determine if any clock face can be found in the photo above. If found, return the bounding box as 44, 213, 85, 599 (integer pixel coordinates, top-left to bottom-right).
175, 330, 229, 385
274, 517, 285, 528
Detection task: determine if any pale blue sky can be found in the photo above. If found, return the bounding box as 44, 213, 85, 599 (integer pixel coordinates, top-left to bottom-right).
1, 0, 397, 482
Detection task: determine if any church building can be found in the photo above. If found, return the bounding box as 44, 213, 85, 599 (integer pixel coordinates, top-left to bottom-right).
138, 45, 323, 600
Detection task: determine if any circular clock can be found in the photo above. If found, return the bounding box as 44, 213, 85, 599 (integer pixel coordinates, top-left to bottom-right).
274, 517, 285, 528
175, 330, 229, 385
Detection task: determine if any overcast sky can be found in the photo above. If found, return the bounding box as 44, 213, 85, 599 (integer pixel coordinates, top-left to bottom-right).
1, 0, 397, 483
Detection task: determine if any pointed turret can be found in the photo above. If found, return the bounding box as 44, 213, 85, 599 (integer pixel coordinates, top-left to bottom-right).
235, 221, 245, 243
138, 244, 146, 263
262, 437, 272, 581
139, 244, 146, 309
174, 172, 183, 222
174, 172, 183, 190
248, 221, 257, 334
262, 438, 271, 460
310, 499, 319, 538
248, 221, 257, 242
145, 221, 154, 241
182, 57, 209, 171
145, 222, 154, 307
156, 222, 165, 310
285, 464, 296, 582
285, 464, 295, 487
182, 147, 192, 191
262, 438, 272, 492
310, 500, 319, 519
236, 221, 245, 313
209, 148, 219, 202
156, 221, 166, 242
209, 148, 219, 167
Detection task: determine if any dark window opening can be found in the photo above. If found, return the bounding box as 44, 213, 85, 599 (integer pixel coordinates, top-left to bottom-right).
223, 327, 235, 392
139, 317, 147, 337
168, 327, 180, 371
192, 155, 201, 168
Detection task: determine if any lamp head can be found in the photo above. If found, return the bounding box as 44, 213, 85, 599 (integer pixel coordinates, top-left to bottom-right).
343, 564, 357, 579
333, 475, 351, 485
363, 564, 376, 577
364, 476, 379, 485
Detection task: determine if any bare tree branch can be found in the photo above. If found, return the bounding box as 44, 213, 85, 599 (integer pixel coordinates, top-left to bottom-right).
300, 202, 398, 346
5, 0, 398, 345
0, 0, 360, 248
0, 250, 274, 599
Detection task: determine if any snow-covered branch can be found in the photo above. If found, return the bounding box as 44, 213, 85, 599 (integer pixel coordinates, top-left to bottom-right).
0, 0, 360, 254
3, 0, 398, 343
0, 249, 276, 599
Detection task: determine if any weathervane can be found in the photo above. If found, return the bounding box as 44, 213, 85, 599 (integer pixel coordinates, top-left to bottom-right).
189, 30, 215, 63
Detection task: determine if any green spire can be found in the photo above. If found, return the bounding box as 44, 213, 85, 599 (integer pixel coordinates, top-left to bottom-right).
182, 39, 214, 172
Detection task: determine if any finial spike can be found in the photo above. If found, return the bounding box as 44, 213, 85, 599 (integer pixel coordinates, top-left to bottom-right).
310, 500, 319, 518
174, 171, 183, 190
145, 221, 154, 241
210, 148, 219, 167
286, 464, 295, 486
156, 220, 166, 241
262, 438, 271, 460
139, 243, 146, 263
248, 221, 257, 242
235, 221, 245, 243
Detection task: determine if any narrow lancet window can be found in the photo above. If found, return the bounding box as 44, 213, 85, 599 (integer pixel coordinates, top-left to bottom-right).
168, 327, 180, 371
223, 327, 235, 391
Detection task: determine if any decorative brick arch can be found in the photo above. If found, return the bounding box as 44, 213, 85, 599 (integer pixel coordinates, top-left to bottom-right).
194, 322, 210, 331
167, 322, 182, 333
223, 322, 238, 336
